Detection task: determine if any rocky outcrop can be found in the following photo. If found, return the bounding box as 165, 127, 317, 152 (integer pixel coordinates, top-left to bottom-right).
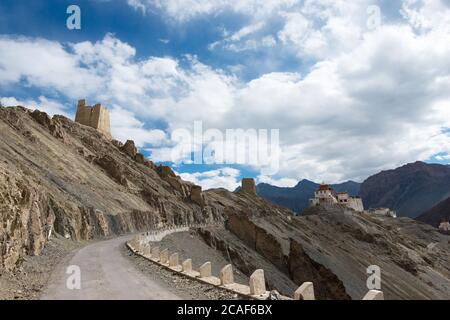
191, 186, 205, 207
95, 155, 128, 186
197, 227, 298, 296
222, 209, 348, 299
135, 153, 145, 164
120, 140, 137, 158
288, 239, 350, 300
0, 172, 54, 271
30, 110, 67, 142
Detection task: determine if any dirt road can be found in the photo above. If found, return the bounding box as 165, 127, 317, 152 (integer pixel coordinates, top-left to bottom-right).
41, 235, 181, 300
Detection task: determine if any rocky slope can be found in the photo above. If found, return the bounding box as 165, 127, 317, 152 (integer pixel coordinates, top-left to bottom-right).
417, 197, 450, 227
256, 180, 360, 214
0, 106, 221, 271
1, 106, 449, 300
204, 189, 450, 300
359, 161, 450, 218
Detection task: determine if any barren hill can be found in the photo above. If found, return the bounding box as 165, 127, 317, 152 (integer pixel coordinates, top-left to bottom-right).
359, 161, 450, 218
417, 197, 450, 227
204, 190, 450, 300
1, 106, 449, 300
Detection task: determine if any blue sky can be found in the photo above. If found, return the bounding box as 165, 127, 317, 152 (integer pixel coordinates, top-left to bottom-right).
0, 0, 306, 79
1, 0, 450, 190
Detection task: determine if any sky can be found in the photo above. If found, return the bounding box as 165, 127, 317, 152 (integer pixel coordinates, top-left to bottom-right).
0, 0, 450, 190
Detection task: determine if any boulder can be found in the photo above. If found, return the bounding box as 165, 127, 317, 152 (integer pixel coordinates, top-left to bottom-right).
120, 140, 137, 158
157, 165, 176, 178
30, 109, 52, 128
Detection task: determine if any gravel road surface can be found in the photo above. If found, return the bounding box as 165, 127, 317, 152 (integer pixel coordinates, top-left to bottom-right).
41, 235, 181, 300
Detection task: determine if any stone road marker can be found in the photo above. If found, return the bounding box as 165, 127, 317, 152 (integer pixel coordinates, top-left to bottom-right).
362, 290, 384, 300
182, 259, 192, 273
160, 249, 169, 264
294, 282, 315, 300
199, 262, 212, 278
249, 269, 266, 295
219, 264, 234, 285
169, 253, 179, 267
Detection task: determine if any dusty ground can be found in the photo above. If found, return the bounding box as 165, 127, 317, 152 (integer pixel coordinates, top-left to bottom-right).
0, 235, 86, 300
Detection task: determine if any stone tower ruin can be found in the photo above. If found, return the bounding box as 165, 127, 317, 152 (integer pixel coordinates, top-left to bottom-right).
241, 178, 256, 195
75, 99, 111, 138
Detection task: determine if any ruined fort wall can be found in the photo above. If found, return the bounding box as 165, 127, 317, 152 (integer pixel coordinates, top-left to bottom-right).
347, 198, 364, 212
91, 104, 111, 136
75, 100, 111, 138
74, 105, 92, 126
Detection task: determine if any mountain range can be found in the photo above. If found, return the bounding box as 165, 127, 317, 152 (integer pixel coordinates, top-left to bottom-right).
360, 161, 450, 218
417, 197, 450, 227
257, 161, 450, 220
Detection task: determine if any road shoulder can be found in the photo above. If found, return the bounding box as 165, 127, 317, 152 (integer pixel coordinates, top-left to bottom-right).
0, 235, 87, 300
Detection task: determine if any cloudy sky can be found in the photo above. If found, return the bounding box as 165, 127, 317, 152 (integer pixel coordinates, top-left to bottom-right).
1, 0, 449, 190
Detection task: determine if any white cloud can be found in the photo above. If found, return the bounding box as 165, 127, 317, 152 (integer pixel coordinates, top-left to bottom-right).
436, 154, 450, 161
177, 167, 241, 191
131, 0, 371, 60
0, 96, 71, 117
127, 0, 148, 14
109, 105, 167, 147
129, 0, 298, 21
401, 0, 450, 32
0, 36, 103, 99
209, 21, 275, 52
257, 175, 298, 188
2, 1, 450, 188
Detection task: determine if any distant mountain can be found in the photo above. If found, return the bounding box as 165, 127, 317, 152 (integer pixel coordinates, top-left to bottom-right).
257, 179, 361, 214
416, 197, 450, 227
359, 161, 450, 218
